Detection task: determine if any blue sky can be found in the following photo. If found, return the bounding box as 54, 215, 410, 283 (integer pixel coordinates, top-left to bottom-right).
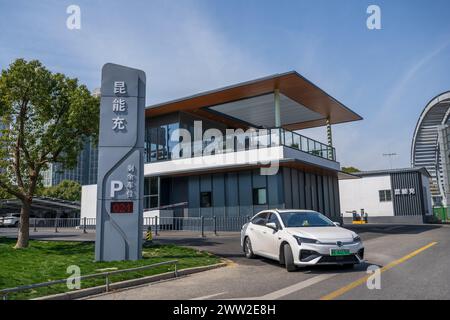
1, 0, 450, 170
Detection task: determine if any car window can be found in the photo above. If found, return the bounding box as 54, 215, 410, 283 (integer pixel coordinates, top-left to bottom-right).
279, 211, 335, 227
251, 212, 269, 226
267, 213, 282, 229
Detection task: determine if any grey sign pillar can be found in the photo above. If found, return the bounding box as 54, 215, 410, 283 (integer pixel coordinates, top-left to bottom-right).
95, 63, 146, 261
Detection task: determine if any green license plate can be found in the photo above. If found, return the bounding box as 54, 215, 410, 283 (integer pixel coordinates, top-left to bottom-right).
330, 249, 350, 256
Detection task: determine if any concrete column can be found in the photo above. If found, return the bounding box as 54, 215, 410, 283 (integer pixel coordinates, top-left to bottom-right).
274, 89, 281, 127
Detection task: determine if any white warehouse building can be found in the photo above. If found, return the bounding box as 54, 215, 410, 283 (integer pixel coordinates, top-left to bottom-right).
339, 168, 433, 224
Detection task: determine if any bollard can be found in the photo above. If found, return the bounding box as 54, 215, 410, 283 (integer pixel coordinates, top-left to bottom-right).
54, 218, 58, 233
105, 274, 110, 292
154, 216, 158, 236
33, 219, 37, 232
201, 216, 205, 238
213, 216, 217, 236
83, 217, 87, 233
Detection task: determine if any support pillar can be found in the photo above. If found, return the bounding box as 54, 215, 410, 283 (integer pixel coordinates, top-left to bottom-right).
274, 89, 281, 128
326, 117, 334, 160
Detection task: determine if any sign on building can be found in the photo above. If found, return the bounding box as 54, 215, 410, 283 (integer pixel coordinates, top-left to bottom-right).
95, 63, 146, 261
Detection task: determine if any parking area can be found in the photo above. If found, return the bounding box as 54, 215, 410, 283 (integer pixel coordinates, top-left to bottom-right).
89, 224, 450, 300
2, 223, 449, 300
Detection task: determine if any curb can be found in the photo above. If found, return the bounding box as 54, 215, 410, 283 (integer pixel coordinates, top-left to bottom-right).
33, 262, 227, 300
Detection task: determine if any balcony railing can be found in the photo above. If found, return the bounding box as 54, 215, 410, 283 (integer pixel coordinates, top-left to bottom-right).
145, 127, 336, 163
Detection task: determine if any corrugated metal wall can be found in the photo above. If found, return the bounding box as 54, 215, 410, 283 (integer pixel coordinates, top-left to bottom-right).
282, 167, 340, 220
186, 167, 340, 220
390, 172, 424, 216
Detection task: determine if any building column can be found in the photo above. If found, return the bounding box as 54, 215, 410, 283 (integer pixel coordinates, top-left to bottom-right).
326, 117, 334, 160
274, 89, 281, 127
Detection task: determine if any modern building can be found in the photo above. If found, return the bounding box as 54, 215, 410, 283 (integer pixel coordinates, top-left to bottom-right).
81, 71, 363, 224
411, 91, 450, 206
339, 168, 433, 224
42, 138, 98, 187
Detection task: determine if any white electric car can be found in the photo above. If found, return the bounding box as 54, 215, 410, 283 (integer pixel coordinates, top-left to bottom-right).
241, 209, 364, 272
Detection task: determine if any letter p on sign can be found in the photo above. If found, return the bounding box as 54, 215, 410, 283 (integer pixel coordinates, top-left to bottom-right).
111, 181, 123, 198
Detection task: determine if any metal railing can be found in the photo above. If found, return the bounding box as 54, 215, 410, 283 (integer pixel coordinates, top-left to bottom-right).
0, 260, 178, 300
145, 127, 336, 163
2, 216, 250, 235
143, 215, 250, 236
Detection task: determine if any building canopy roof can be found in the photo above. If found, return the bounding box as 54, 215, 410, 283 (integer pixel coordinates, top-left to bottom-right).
352, 167, 431, 178
0, 197, 80, 216
146, 71, 362, 130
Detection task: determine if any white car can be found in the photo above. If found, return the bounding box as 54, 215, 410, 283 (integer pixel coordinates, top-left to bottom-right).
1, 213, 41, 227
1, 213, 20, 227
241, 209, 364, 272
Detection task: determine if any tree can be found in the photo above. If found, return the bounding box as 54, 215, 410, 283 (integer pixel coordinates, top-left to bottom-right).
0, 59, 99, 248
342, 166, 361, 174
39, 180, 82, 202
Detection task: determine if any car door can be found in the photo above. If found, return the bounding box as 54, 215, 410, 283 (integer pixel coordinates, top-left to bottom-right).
248, 212, 269, 254
259, 213, 283, 259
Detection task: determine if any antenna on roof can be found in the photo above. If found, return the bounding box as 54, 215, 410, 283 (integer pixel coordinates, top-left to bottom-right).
382, 153, 398, 169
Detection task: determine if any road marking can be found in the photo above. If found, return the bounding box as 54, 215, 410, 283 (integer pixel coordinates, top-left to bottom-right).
229, 273, 337, 300
261, 273, 337, 300
191, 292, 227, 300
320, 241, 438, 300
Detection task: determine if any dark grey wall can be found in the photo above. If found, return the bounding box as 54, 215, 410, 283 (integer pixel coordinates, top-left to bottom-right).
281, 167, 341, 221
185, 167, 341, 221
187, 169, 284, 217
390, 172, 425, 216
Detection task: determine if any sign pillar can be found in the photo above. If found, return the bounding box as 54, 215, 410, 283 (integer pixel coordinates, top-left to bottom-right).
95, 63, 146, 261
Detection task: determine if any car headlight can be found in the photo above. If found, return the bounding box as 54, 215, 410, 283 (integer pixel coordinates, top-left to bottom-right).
293, 235, 318, 245
353, 235, 361, 243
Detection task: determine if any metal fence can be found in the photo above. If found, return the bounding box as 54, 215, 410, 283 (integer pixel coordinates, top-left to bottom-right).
433, 207, 450, 223
143, 215, 250, 234
1, 216, 249, 234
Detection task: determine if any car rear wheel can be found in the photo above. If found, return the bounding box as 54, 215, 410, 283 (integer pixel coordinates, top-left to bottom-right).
244, 237, 255, 259
283, 244, 297, 272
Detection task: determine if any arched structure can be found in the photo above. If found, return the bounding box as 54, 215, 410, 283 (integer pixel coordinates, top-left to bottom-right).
411, 91, 450, 205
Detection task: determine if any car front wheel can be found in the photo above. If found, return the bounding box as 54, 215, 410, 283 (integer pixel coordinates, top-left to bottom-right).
283, 244, 297, 272
244, 237, 255, 259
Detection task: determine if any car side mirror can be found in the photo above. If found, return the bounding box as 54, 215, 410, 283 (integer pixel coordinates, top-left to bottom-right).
266, 222, 278, 230
333, 222, 341, 226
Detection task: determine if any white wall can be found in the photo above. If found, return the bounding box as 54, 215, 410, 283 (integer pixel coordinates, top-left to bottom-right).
81, 184, 97, 219
81, 184, 170, 220
339, 175, 394, 217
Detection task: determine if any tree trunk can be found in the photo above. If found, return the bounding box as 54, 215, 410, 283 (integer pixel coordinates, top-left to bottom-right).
14, 200, 31, 248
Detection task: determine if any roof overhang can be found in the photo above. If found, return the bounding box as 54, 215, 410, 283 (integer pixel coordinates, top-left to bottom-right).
146, 71, 362, 130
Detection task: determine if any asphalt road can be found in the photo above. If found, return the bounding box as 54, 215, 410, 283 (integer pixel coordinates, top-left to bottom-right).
85, 224, 450, 300
2, 224, 449, 299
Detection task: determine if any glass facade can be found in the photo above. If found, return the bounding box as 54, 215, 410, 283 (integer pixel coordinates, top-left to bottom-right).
143, 120, 336, 163
146, 122, 179, 163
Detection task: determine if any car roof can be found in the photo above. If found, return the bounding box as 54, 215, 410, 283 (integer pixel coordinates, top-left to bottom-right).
255, 209, 320, 215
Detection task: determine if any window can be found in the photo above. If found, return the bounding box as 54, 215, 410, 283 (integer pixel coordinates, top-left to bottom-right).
379, 190, 392, 202
251, 212, 269, 225
144, 177, 159, 209
200, 192, 212, 208
253, 188, 267, 205
267, 213, 282, 229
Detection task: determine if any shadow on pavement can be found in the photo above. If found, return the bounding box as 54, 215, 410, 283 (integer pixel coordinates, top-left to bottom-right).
344, 224, 441, 236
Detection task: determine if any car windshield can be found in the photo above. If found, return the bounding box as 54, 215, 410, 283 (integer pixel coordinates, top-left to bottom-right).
279, 211, 335, 227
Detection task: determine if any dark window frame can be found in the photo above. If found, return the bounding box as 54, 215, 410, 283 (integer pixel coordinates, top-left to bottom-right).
200, 191, 212, 208
253, 187, 267, 205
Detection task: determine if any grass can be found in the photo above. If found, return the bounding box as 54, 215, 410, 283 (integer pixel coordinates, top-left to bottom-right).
0, 237, 221, 300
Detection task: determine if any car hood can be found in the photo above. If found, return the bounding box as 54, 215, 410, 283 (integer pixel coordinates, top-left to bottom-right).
286, 226, 356, 242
